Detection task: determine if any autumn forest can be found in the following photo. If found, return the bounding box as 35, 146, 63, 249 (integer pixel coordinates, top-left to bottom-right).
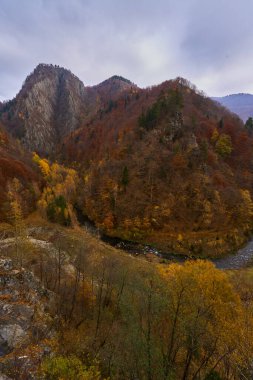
1, 64, 253, 379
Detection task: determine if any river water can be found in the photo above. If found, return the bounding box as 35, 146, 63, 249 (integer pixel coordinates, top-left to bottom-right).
102, 234, 253, 270
213, 240, 253, 269
79, 213, 253, 270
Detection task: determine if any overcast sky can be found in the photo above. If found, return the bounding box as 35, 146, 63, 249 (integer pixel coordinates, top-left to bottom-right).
0, 0, 253, 100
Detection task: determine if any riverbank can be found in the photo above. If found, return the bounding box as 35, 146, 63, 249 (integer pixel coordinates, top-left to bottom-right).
80, 215, 253, 270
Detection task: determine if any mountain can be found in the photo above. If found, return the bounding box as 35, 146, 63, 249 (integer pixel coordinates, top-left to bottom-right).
63, 77, 253, 256
1, 66, 253, 378
0, 256, 54, 377
212, 93, 253, 122
0, 65, 137, 156
1, 66, 253, 256
0, 64, 91, 155
91, 75, 138, 102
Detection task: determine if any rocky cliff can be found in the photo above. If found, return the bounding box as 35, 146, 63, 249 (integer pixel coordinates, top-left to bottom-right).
1, 64, 91, 155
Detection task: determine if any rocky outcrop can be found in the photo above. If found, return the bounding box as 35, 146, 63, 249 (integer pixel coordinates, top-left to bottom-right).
2, 64, 90, 155
0, 257, 54, 379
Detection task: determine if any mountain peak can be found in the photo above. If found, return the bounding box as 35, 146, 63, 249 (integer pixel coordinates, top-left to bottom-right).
96, 75, 136, 88
2, 64, 88, 154
23, 63, 84, 88
107, 75, 133, 84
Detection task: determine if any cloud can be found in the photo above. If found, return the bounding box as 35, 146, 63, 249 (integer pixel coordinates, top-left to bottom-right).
0, 0, 253, 100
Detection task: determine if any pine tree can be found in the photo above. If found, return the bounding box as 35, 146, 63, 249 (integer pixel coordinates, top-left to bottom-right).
245, 117, 253, 135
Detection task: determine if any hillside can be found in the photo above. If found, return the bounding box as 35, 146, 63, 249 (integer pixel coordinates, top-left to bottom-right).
91, 75, 138, 103
1, 66, 253, 256
0, 256, 54, 379
0, 122, 39, 222
1, 216, 253, 379
1, 66, 253, 378
213, 93, 253, 122
63, 78, 253, 256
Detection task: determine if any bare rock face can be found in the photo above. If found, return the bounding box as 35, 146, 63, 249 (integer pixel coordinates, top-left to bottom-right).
0, 66, 138, 156
3, 64, 90, 155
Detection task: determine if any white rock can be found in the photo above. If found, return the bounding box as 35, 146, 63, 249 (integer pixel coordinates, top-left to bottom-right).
0, 324, 27, 347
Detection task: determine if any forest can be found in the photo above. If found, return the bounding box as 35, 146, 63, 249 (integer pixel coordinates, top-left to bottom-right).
62, 78, 253, 257
2, 209, 253, 380
1, 67, 253, 379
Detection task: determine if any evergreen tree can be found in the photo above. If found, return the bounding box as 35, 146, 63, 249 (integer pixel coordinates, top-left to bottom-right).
245, 116, 253, 135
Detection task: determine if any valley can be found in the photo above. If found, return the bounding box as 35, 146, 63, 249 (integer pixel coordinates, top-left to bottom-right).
2, 0, 253, 378
1, 214, 253, 379
1, 64, 253, 258
1, 64, 253, 379
80, 215, 253, 270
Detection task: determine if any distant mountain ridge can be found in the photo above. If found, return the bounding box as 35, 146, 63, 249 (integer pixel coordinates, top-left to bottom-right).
212, 93, 253, 122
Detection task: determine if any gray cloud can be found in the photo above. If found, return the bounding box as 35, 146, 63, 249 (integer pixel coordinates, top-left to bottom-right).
0, 0, 253, 100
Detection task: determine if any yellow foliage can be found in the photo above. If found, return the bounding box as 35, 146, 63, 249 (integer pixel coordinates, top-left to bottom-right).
215, 133, 233, 157
203, 199, 212, 226
7, 178, 23, 227
177, 233, 183, 241
39, 159, 51, 178
211, 127, 219, 143
37, 198, 46, 210
64, 208, 69, 220
32, 152, 41, 164
54, 183, 64, 197
34, 156, 79, 225
158, 260, 253, 376
240, 189, 253, 217
84, 174, 90, 183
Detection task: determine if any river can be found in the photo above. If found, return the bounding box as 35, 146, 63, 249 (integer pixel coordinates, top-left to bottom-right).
79, 213, 253, 270
102, 234, 253, 270
213, 240, 253, 269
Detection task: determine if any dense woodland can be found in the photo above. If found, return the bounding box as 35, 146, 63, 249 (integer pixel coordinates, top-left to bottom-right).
2, 215, 253, 379
62, 78, 253, 256
1, 65, 253, 379
2, 65, 253, 258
